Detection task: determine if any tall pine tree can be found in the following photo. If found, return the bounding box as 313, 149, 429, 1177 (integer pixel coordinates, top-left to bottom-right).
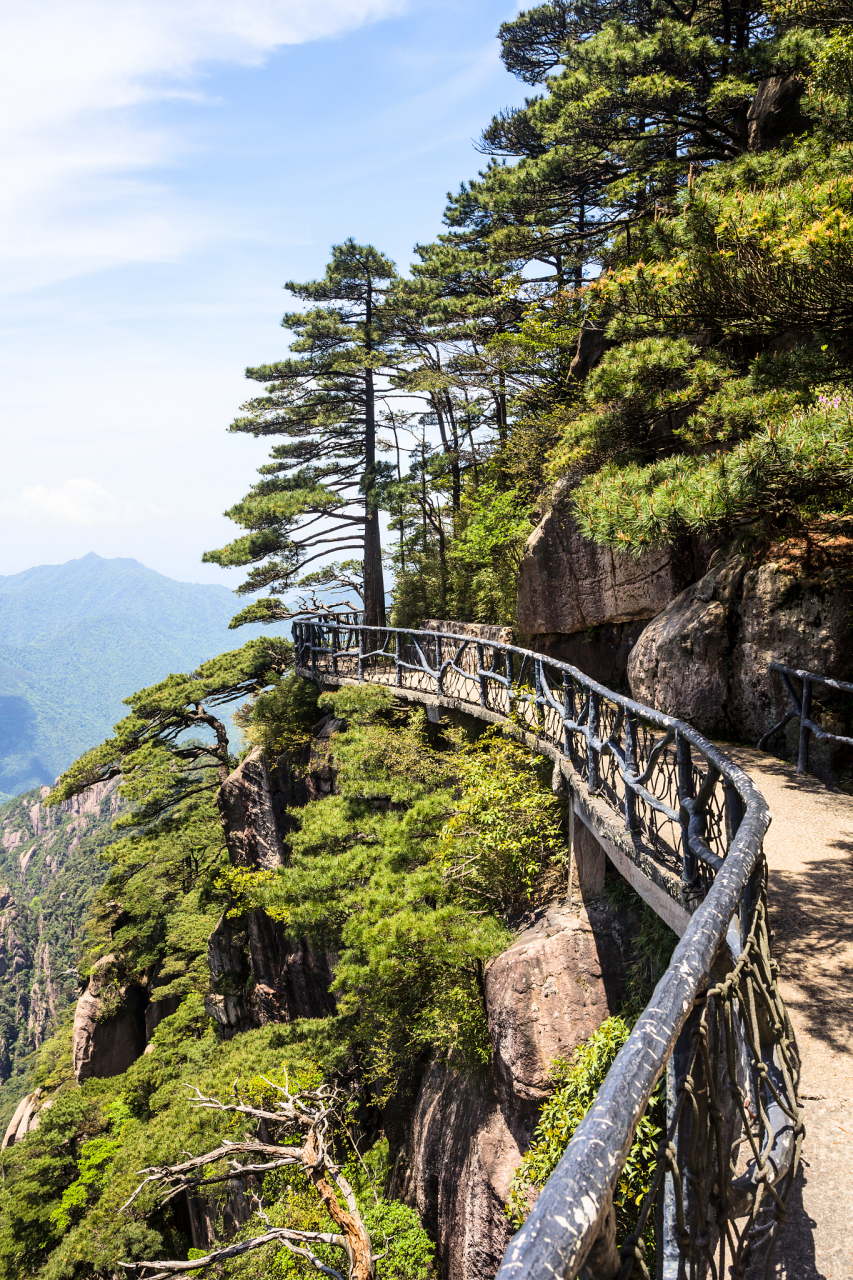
205, 240, 401, 628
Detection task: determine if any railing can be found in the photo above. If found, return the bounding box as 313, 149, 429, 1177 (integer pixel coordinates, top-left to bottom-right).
759, 659, 853, 774
293, 620, 802, 1280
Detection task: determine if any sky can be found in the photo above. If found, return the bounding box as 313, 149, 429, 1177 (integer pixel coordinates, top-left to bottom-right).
0, 0, 528, 588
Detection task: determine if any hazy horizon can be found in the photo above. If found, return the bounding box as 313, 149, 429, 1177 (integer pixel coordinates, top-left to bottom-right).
0, 1, 526, 585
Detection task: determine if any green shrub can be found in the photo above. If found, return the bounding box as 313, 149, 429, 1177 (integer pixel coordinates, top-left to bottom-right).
506, 1019, 663, 1261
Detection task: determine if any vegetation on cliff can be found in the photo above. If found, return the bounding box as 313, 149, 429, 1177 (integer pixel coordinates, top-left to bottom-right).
0, 784, 117, 1105
199, 0, 853, 629
0, 662, 576, 1278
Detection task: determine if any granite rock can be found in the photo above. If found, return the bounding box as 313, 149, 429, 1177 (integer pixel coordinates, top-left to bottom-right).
628, 525, 853, 770
394, 903, 628, 1280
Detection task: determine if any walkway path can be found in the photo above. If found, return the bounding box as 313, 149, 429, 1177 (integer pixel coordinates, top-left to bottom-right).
727, 747, 853, 1280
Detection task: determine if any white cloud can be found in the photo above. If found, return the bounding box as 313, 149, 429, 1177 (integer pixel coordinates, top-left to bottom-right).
0, 0, 406, 291
0, 478, 163, 527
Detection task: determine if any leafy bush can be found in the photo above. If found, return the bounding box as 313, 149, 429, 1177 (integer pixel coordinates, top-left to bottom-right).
437, 727, 566, 912
506, 1018, 663, 1258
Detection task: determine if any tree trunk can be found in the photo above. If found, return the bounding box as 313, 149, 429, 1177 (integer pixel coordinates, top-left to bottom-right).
362, 292, 386, 628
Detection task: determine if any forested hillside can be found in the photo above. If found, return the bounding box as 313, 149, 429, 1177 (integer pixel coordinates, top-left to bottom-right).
0, 554, 288, 798
0, 781, 118, 1108
202, 0, 853, 638
0, 0, 851, 1275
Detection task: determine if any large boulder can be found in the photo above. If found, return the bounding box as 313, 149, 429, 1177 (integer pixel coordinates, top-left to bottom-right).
628, 525, 853, 768
516, 479, 711, 683
393, 902, 628, 1280
72, 955, 147, 1082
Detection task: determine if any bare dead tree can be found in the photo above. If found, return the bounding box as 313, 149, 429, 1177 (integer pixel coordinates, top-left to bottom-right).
119, 1078, 375, 1280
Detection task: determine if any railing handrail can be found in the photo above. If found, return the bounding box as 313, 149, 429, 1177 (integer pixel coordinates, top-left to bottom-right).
766, 658, 853, 694
293, 620, 791, 1280
306, 623, 764, 805
760, 658, 853, 773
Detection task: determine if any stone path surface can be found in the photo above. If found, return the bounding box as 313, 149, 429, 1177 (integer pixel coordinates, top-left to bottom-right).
726, 746, 853, 1280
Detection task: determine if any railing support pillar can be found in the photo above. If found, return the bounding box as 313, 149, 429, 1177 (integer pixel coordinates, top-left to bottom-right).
658, 1001, 704, 1280
563, 673, 574, 760
677, 732, 697, 889
477, 643, 487, 707
578, 1196, 620, 1280
588, 692, 600, 791
797, 676, 812, 774
624, 711, 638, 834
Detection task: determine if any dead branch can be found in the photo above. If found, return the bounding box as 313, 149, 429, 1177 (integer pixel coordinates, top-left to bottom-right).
119, 1081, 375, 1280
120, 1227, 348, 1279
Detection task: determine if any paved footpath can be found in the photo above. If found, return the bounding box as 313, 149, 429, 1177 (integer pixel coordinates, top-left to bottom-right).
727, 747, 853, 1280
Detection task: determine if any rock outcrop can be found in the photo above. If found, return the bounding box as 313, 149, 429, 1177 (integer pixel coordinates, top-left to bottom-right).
628, 526, 853, 769
205, 908, 336, 1037
421, 620, 514, 646
394, 902, 629, 1280
206, 740, 339, 1038
747, 75, 808, 151
217, 747, 285, 870
1, 1089, 50, 1149
72, 955, 147, 1082
516, 479, 712, 683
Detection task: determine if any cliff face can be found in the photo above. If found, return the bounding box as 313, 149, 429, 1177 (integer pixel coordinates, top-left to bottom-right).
56, 717, 633, 1277
516, 479, 714, 685
392, 902, 629, 1280
0, 779, 118, 1079
628, 527, 853, 776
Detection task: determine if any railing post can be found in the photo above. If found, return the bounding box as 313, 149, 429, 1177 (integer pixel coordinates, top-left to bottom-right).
624, 711, 638, 834
395, 631, 402, 687
588, 691, 600, 791
534, 658, 545, 728
676, 731, 697, 888
505, 651, 514, 715
358, 627, 364, 683
658, 1004, 703, 1280
563, 673, 574, 759
331, 623, 339, 678
477, 643, 487, 707
310, 624, 317, 681
726, 781, 761, 952
435, 634, 443, 696
797, 676, 812, 774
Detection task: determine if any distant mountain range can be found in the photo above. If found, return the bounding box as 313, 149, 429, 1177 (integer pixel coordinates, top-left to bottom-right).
0, 553, 285, 797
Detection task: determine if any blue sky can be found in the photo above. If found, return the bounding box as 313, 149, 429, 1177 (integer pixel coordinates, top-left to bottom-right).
0, 0, 527, 586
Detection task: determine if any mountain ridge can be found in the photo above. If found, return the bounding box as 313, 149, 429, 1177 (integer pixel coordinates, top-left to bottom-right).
0, 553, 283, 795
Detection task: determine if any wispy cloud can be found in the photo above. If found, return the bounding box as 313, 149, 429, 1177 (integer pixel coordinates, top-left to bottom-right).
0, 478, 164, 527
0, 0, 406, 292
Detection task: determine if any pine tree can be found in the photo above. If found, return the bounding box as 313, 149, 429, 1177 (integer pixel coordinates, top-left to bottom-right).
204, 240, 403, 629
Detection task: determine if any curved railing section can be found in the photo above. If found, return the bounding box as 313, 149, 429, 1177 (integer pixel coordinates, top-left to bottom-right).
759, 659, 853, 775
293, 621, 803, 1280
